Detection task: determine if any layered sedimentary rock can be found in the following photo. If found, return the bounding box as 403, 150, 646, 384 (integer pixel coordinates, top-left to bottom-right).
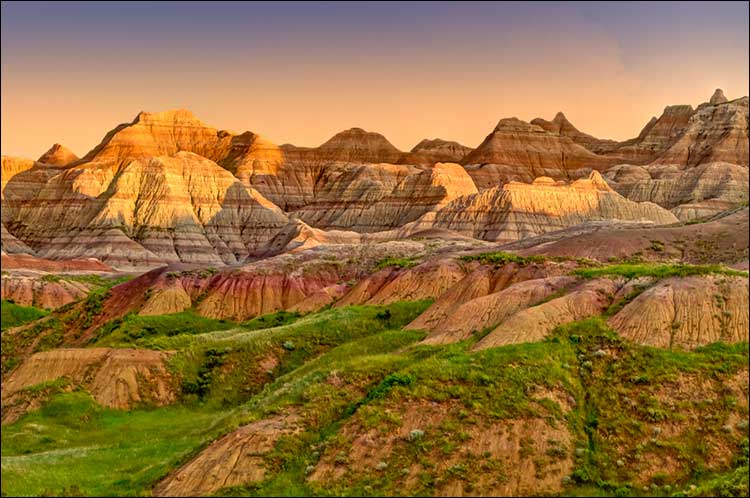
5, 151, 289, 268
0, 252, 113, 272
0, 156, 35, 197
709, 88, 729, 105
605, 105, 695, 164
153, 415, 300, 497
511, 207, 749, 267
0, 274, 93, 309
594, 89, 748, 167
608, 275, 749, 349
1, 348, 176, 416
73, 109, 236, 168
309, 127, 402, 164
336, 259, 468, 307
296, 162, 478, 232
1, 225, 33, 254
473, 278, 621, 349
461, 118, 619, 186
605, 162, 749, 220
422, 275, 578, 344
36, 143, 79, 166
401, 138, 473, 165
653, 97, 749, 167
3, 90, 747, 270
531, 112, 618, 154
407, 171, 678, 243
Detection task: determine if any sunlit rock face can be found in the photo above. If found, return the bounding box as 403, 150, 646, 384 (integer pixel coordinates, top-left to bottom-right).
1, 89, 747, 269
605, 161, 749, 221
461, 118, 620, 187
403, 171, 678, 243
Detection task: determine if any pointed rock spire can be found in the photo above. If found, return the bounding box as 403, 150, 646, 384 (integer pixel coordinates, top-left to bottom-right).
709, 88, 728, 105
37, 143, 79, 166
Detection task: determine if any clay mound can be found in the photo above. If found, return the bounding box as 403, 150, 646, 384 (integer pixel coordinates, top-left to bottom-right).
309, 399, 574, 497
473, 278, 621, 349
1, 274, 94, 310
400, 138, 473, 165
461, 117, 619, 184
608, 275, 749, 349
406, 260, 576, 333
422, 276, 578, 345
604, 161, 748, 220
1, 348, 176, 422
313, 127, 403, 164
531, 112, 618, 154
153, 414, 300, 497
0, 252, 114, 272
91, 259, 355, 325
37, 143, 79, 167
336, 259, 467, 307
514, 207, 749, 266
260, 219, 363, 255
412, 171, 678, 243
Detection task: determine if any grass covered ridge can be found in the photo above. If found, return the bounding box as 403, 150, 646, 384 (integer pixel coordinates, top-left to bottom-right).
573, 262, 748, 279
459, 251, 596, 267
1, 300, 48, 331
1, 302, 747, 497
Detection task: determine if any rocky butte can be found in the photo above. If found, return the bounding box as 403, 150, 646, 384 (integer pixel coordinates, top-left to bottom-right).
1, 88, 748, 498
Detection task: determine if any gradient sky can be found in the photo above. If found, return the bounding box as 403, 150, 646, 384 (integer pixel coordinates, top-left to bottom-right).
2, 1, 748, 158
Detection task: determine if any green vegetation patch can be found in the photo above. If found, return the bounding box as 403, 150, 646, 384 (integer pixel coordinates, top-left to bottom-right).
459, 251, 597, 267
2, 299, 747, 497
93, 310, 236, 347
1, 300, 48, 331
161, 301, 432, 408
573, 262, 748, 280
1, 392, 232, 497
240, 310, 302, 331
374, 256, 420, 271
459, 251, 548, 265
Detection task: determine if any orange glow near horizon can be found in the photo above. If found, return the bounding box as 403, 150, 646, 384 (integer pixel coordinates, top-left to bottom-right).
2, 2, 748, 159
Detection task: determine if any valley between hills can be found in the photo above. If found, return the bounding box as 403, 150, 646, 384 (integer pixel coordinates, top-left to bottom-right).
1, 88, 748, 497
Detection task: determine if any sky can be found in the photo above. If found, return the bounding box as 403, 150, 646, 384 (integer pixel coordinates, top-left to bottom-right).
1, 1, 748, 158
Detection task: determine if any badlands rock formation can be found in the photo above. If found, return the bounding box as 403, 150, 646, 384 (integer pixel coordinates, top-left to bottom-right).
1, 348, 175, 423
509, 207, 749, 267
605, 161, 749, 220
531, 112, 618, 154
406, 172, 678, 243
153, 415, 300, 497
36, 143, 79, 166
1, 274, 94, 309
0, 156, 35, 196
295, 162, 478, 232
606, 105, 695, 164
5, 150, 289, 268
403, 138, 473, 164
608, 275, 749, 349
462, 118, 619, 186
1, 89, 747, 268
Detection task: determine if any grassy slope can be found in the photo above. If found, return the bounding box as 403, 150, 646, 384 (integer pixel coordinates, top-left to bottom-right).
1, 300, 48, 331
0, 302, 432, 497
1, 296, 748, 497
